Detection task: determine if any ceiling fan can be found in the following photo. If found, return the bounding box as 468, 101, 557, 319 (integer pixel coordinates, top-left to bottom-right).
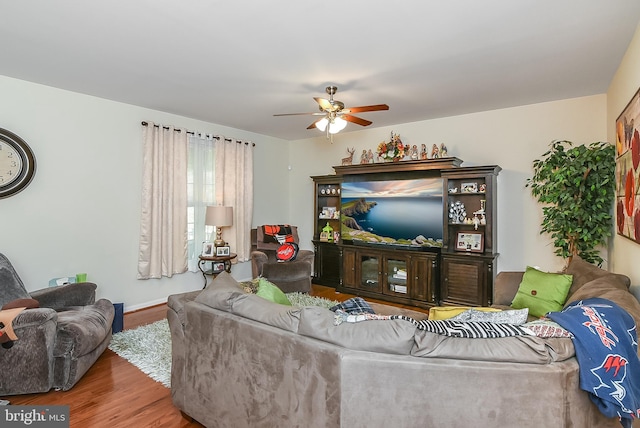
274, 86, 389, 140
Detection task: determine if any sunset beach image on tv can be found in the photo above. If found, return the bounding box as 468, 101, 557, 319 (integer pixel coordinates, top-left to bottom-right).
341, 178, 443, 247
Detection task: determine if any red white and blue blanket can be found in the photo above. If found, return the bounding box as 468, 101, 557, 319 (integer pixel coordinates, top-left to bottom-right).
548, 298, 640, 427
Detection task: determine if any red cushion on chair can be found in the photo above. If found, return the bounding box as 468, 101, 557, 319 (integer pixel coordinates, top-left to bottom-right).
276, 243, 299, 262
256, 226, 300, 251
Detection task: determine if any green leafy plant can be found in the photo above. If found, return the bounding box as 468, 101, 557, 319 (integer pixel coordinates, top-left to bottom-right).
526, 140, 616, 266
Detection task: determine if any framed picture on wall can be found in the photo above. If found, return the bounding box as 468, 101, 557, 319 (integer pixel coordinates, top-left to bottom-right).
455, 232, 484, 253
615, 86, 640, 244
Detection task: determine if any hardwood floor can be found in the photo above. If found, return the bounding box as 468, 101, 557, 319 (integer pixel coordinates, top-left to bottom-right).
1, 284, 426, 427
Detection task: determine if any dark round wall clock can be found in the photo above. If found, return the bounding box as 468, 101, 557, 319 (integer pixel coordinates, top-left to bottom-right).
0, 128, 36, 199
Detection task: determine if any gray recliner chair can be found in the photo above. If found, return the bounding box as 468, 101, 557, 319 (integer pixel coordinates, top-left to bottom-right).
250, 226, 314, 293
0, 253, 114, 396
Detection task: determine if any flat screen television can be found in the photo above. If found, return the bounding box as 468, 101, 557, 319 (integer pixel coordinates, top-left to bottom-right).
341, 177, 443, 247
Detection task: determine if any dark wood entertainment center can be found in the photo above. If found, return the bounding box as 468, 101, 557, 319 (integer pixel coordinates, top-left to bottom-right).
311, 158, 501, 310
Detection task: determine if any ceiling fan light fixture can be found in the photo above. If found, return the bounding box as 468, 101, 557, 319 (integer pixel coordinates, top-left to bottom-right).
315, 117, 329, 131
328, 117, 347, 134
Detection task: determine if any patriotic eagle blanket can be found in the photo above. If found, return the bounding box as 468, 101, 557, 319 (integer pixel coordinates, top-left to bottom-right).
548, 298, 640, 427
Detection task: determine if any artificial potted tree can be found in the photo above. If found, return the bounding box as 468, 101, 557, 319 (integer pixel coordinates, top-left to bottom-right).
526, 140, 616, 266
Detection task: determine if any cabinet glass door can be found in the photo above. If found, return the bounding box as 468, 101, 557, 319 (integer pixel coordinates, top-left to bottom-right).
385, 258, 408, 296
358, 254, 382, 293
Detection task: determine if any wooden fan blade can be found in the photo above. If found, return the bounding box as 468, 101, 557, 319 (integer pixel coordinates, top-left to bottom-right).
273, 112, 324, 116
342, 104, 389, 114
342, 114, 372, 127
314, 97, 335, 111
307, 118, 324, 129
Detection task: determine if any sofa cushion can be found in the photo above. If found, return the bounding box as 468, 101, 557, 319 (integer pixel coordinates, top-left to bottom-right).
511, 266, 573, 318
195, 271, 247, 311
231, 294, 301, 332
450, 308, 529, 324
411, 330, 575, 364
256, 278, 291, 306
54, 299, 114, 357
523, 319, 573, 338
0, 253, 30, 307
563, 255, 631, 296
297, 306, 416, 355
275, 242, 299, 261
429, 306, 500, 320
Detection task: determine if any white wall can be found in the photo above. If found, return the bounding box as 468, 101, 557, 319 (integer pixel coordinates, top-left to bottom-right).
608, 22, 640, 298
288, 95, 607, 274
0, 75, 289, 311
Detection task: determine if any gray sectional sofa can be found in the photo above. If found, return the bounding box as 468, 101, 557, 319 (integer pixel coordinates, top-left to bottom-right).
167, 256, 640, 427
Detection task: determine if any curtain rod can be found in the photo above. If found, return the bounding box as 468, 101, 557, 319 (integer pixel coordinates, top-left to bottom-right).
141, 121, 255, 146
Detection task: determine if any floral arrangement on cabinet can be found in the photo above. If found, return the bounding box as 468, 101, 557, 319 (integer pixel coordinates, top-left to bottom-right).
377, 132, 405, 162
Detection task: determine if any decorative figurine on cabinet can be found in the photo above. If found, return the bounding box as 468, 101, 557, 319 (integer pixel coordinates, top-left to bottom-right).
440, 143, 448, 157
341, 147, 355, 165
360, 150, 368, 164
448, 201, 466, 224
367, 149, 375, 163
431, 144, 440, 159
420, 144, 428, 160
410, 145, 419, 160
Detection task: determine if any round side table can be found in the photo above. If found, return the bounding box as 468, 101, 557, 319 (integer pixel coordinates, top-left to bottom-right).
198, 253, 237, 288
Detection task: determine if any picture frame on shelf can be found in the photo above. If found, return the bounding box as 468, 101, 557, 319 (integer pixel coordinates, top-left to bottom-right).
215, 245, 230, 257
212, 262, 225, 273
202, 242, 214, 257
321, 206, 337, 219
461, 182, 478, 193
455, 232, 484, 253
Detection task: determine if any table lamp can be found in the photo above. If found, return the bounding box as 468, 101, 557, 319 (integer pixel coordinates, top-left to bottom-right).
205, 206, 233, 247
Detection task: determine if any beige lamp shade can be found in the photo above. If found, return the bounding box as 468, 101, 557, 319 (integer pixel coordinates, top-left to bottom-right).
205, 206, 233, 246
205, 206, 233, 227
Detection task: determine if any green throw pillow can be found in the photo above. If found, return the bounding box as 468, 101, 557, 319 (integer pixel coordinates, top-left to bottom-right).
511, 266, 573, 318
256, 278, 292, 306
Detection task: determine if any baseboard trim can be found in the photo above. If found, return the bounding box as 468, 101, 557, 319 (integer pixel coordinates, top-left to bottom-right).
124, 297, 167, 314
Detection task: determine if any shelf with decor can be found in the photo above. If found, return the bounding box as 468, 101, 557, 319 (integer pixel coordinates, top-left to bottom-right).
311, 174, 343, 287
441, 166, 501, 306
442, 166, 500, 255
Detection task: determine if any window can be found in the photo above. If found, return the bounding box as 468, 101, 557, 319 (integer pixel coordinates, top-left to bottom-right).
187, 134, 216, 271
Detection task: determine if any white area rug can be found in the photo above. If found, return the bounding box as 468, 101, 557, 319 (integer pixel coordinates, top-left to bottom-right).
108, 319, 172, 387
107, 293, 339, 388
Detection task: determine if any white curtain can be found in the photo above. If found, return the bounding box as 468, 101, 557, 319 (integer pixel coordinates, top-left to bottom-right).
137, 122, 188, 279
187, 132, 216, 271
214, 136, 254, 262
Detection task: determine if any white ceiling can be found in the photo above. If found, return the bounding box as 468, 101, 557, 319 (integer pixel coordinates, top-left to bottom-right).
2, 1, 640, 141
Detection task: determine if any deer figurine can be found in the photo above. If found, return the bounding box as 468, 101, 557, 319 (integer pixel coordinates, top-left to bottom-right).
341, 147, 355, 165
